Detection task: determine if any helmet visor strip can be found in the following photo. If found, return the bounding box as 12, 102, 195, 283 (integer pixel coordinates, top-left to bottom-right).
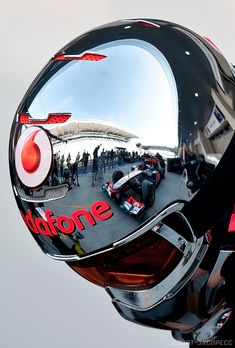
67, 202, 199, 291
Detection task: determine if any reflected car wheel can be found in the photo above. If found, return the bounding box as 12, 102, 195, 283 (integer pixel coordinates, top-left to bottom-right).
142, 180, 155, 207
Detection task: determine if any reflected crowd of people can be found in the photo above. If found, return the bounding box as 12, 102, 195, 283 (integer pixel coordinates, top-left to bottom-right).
50, 146, 143, 189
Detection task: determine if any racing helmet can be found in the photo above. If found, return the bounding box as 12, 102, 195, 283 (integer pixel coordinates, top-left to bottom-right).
9, 19, 235, 339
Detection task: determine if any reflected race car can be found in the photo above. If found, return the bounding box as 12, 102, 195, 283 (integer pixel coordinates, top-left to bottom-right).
145, 156, 165, 180
102, 169, 156, 218
141, 164, 162, 186
137, 160, 163, 186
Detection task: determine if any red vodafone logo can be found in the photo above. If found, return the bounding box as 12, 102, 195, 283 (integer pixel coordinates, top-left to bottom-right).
20, 200, 113, 237
15, 126, 52, 188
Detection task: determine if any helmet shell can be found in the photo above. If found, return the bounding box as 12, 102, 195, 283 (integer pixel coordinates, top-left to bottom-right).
9, 19, 235, 260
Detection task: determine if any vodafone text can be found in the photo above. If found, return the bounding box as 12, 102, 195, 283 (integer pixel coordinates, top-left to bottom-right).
21, 200, 113, 236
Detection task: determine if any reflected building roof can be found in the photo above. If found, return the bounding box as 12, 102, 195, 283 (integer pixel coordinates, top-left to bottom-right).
49, 119, 138, 142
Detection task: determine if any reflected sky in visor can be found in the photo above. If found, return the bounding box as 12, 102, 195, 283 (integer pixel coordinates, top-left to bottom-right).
29, 39, 178, 147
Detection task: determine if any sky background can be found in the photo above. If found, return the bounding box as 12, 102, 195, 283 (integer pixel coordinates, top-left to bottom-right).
1, 1, 235, 347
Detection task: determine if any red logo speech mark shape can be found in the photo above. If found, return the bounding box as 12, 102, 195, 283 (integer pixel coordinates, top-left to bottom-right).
21, 130, 41, 173
15, 126, 52, 188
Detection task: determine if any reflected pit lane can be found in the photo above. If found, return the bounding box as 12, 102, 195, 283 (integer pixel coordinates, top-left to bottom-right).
42, 164, 190, 254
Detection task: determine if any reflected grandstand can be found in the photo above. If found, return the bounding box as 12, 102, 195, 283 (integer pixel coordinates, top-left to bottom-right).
49, 119, 139, 162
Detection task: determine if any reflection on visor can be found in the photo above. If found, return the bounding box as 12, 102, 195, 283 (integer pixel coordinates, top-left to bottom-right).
68, 229, 183, 290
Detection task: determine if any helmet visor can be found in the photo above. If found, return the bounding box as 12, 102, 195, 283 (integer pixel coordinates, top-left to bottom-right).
66, 209, 195, 290
68, 229, 182, 290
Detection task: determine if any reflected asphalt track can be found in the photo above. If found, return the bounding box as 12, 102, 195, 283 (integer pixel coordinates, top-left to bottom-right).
44, 163, 191, 253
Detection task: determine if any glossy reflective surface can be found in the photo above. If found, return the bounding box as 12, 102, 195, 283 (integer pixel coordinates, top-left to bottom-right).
9, 19, 235, 343
111, 248, 233, 342
9, 19, 235, 260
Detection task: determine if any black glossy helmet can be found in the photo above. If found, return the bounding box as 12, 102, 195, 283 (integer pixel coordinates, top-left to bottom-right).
9, 19, 235, 341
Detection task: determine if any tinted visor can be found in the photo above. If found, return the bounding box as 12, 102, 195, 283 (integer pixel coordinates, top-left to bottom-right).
68, 228, 183, 290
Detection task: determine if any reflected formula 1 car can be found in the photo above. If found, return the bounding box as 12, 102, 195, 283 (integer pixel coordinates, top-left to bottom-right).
138, 160, 163, 186
102, 169, 156, 218
145, 156, 165, 180
141, 163, 162, 185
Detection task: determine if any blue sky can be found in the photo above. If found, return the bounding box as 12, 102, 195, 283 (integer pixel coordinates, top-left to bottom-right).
29, 39, 179, 147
